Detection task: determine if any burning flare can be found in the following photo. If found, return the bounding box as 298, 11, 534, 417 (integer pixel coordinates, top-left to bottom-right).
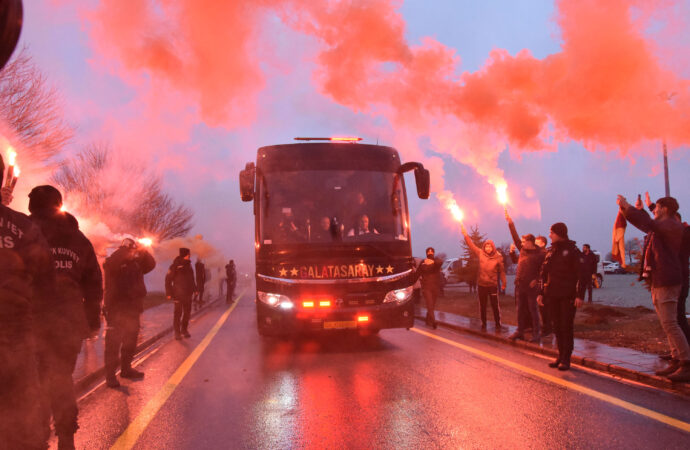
5, 147, 19, 190
495, 183, 509, 206
137, 237, 153, 247
437, 190, 465, 223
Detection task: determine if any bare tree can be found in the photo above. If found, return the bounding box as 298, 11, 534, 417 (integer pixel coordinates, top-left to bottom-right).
130, 178, 195, 241
0, 48, 73, 161
625, 238, 641, 265
53, 144, 194, 240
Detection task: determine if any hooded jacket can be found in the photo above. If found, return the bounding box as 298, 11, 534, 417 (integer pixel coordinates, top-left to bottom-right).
0, 204, 55, 340
622, 205, 683, 288
464, 235, 506, 288
539, 239, 587, 299
165, 256, 197, 299
30, 210, 103, 335
104, 246, 156, 314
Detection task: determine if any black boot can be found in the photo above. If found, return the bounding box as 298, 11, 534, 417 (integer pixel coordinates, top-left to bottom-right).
558, 361, 571, 371
667, 361, 690, 382
121, 367, 145, 379
655, 359, 680, 376
548, 359, 561, 368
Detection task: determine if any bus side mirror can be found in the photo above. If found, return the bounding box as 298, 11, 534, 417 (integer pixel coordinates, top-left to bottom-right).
0, 0, 23, 71
239, 162, 255, 202
414, 167, 430, 199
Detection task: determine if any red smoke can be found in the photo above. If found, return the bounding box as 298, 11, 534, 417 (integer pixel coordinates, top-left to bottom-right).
80, 0, 689, 219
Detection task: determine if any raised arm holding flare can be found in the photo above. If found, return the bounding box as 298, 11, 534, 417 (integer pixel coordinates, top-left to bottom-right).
462, 223, 506, 330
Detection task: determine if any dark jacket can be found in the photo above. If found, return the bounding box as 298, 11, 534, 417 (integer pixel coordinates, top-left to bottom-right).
680, 225, 689, 299
622, 205, 683, 288
104, 246, 156, 314
165, 256, 196, 299
582, 251, 598, 277
539, 240, 587, 299
415, 257, 443, 291
512, 247, 546, 291
226, 264, 236, 283
508, 219, 523, 251
30, 211, 103, 335
195, 261, 206, 290
0, 205, 55, 340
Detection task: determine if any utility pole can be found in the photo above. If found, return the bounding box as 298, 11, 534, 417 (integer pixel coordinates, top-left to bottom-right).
659, 91, 676, 197
663, 139, 670, 197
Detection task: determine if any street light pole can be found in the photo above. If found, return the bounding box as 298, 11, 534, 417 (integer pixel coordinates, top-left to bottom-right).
663, 139, 670, 197
659, 91, 676, 197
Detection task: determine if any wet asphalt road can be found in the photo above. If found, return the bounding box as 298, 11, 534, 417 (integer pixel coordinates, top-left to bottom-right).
65, 289, 690, 449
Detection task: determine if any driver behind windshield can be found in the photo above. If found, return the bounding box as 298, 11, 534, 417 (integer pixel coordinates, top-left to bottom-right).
276, 208, 305, 242
347, 214, 380, 237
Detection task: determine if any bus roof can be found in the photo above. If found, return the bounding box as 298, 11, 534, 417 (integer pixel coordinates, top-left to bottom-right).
256, 142, 401, 172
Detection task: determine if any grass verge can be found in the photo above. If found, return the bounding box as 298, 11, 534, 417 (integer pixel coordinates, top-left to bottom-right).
436, 286, 668, 355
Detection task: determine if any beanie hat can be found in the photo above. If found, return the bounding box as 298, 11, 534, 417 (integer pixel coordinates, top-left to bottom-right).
550, 222, 569, 239
179, 247, 191, 257
28, 185, 63, 214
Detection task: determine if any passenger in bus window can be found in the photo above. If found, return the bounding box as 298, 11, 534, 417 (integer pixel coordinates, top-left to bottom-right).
276, 208, 305, 242
348, 191, 371, 230
312, 216, 333, 242
347, 214, 380, 237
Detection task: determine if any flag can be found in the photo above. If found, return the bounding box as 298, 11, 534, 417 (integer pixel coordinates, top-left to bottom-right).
611, 210, 627, 267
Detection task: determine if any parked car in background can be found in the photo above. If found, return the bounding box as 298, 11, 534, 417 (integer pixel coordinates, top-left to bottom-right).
441, 257, 461, 284
603, 261, 626, 274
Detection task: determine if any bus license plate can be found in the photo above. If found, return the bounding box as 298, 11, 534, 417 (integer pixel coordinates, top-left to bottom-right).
323, 320, 357, 329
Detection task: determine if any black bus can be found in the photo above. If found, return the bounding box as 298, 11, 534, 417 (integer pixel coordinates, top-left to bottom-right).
239, 138, 430, 336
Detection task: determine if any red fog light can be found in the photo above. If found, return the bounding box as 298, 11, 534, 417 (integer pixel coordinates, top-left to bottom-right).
357, 315, 369, 323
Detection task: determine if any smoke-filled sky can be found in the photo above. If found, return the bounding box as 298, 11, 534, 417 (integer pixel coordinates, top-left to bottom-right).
15, 0, 690, 268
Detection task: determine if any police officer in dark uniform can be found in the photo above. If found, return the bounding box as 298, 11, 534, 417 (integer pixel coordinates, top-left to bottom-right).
103, 238, 156, 387
0, 157, 55, 449
195, 258, 206, 308
537, 223, 587, 371
166, 248, 197, 339
225, 259, 237, 303
28, 185, 103, 450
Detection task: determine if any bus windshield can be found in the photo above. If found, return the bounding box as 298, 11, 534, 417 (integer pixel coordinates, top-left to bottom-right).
259, 170, 409, 245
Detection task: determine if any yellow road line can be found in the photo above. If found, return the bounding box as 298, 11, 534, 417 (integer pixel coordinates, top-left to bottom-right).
411, 327, 690, 434
111, 290, 246, 449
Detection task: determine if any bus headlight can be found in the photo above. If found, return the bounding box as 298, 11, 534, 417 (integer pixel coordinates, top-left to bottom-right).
257, 291, 293, 309
383, 286, 414, 303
